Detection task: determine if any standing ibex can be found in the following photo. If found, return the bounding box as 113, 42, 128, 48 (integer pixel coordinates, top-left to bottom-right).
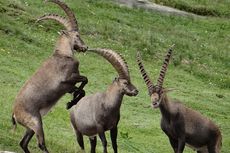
12, 0, 88, 153
136, 46, 222, 153
70, 48, 138, 153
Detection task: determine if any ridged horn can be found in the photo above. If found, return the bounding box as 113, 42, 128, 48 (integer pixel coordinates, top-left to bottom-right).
36, 14, 72, 30
157, 44, 175, 88
136, 51, 154, 95
45, 0, 78, 31
88, 48, 130, 80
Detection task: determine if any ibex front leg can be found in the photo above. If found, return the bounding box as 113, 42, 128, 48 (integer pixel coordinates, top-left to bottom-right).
76, 75, 88, 90
99, 132, 108, 153
177, 137, 185, 153
66, 89, 85, 109
66, 74, 88, 109
89, 136, 97, 153
168, 137, 178, 153
63, 73, 88, 93
110, 126, 118, 153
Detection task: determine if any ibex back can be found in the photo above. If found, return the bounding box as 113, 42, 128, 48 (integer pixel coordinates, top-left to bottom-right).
12, 0, 88, 153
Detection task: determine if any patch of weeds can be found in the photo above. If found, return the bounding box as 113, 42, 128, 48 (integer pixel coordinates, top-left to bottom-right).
0, 6, 7, 13
8, 3, 25, 12
174, 2, 220, 17
120, 131, 131, 139
153, 0, 230, 17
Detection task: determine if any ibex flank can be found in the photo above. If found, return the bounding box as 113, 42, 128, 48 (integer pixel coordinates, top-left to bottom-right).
12, 0, 88, 153
70, 48, 138, 153
136, 46, 222, 153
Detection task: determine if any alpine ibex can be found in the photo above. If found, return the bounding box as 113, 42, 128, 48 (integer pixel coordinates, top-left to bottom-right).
70, 48, 138, 153
12, 0, 88, 153
136, 46, 222, 153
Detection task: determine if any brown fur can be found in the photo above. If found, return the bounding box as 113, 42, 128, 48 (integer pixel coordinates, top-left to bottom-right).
70, 49, 138, 153
12, 1, 88, 152
137, 48, 222, 153
70, 78, 138, 153
156, 93, 222, 153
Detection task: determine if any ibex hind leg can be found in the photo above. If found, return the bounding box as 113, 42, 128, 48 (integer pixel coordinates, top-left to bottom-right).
89, 136, 97, 153
76, 130, 84, 150
19, 128, 34, 153
24, 113, 49, 153
15, 110, 48, 153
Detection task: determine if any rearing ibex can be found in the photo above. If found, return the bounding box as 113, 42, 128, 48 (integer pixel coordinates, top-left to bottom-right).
136, 46, 222, 153
12, 0, 88, 153
70, 48, 138, 153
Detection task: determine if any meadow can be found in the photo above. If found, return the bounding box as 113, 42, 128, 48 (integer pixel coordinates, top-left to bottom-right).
0, 0, 229, 152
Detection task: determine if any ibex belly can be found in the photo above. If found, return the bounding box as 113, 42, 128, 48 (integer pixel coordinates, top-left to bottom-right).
76, 119, 98, 136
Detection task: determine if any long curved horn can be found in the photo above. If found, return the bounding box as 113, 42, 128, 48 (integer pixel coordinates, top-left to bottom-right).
36, 14, 72, 30
88, 48, 130, 80
45, 0, 78, 31
136, 52, 154, 95
157, 44, 175, 88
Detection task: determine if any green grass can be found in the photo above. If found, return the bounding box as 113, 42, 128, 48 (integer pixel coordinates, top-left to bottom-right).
151, 0, 230, 18
0, 0, 230, 152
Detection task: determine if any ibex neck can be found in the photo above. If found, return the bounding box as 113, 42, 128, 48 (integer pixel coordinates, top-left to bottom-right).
54, 35, 73, 57
159, 94, 171, 119
105, 84, 124, 110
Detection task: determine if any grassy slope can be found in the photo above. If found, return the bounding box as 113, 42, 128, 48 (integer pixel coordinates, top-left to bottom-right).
0, 0, 229, 152
151, 0, 230, 18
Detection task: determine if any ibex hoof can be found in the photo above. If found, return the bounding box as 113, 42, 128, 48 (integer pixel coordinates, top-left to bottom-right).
66, 89, 85, 110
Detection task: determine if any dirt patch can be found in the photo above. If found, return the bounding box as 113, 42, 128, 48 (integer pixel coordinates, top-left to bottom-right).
114, 0, 202, 18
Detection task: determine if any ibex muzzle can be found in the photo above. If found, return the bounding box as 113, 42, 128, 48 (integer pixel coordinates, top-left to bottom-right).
67, 31, 88, 52
117, 78, 138, 96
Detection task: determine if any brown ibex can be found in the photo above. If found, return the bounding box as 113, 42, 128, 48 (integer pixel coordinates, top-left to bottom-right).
136, 46, 222, 153
70, 48, 138, 153
12, 0, 88, 153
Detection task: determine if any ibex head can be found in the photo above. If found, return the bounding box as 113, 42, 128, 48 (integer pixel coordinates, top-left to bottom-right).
113, 77, 138, 96
37, 0, 87, 52
88, 48, 138, 96
63, 30, 88, 52
137, 45, 174, 108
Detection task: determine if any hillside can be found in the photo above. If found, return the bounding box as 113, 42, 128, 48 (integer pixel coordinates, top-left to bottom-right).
0, 0, 229, 152
151, 0, 230, 18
